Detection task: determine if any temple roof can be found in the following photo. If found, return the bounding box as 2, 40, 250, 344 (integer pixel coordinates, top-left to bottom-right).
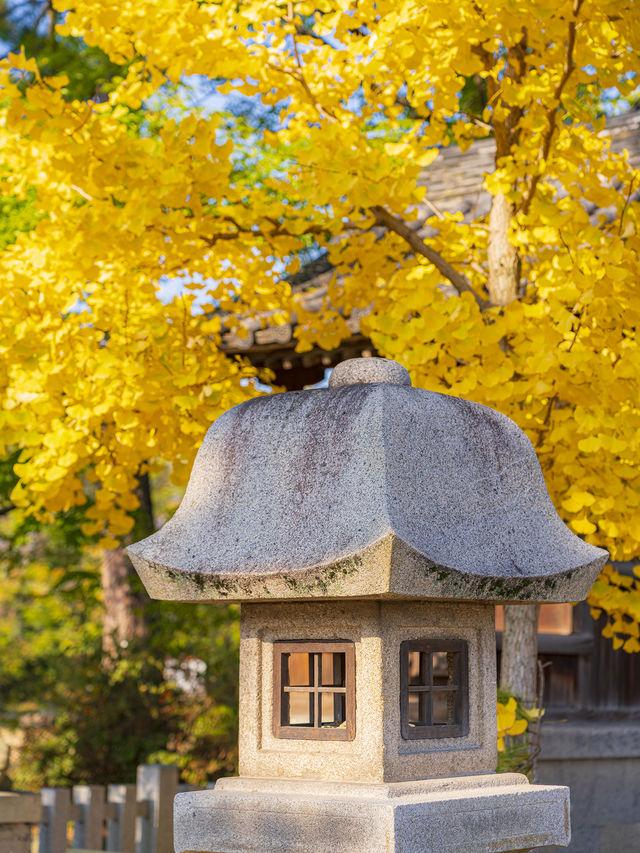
128, 358, 607, 604
220, 112, 640, 389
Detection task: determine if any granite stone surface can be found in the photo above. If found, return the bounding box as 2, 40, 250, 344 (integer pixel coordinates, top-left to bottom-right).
128, 357, 607, 604
239, 600, 497, 783
329, 356, 411, 387
174, 774, 570, 853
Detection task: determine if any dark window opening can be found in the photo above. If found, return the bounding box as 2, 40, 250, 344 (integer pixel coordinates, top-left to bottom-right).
400, 640, 469, 739
273, 641, 355, 741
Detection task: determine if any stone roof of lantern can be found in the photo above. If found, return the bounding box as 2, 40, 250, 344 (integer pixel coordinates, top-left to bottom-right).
128, 358, 608, 604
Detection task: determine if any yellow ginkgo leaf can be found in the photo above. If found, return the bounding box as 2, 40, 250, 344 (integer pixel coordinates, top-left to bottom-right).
507, 719, 528, 736
571, 518, 597, 535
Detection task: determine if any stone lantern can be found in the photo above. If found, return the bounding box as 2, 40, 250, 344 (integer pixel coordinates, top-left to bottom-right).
128, 357, 608, 853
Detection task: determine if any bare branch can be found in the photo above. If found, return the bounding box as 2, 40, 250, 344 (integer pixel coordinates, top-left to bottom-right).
266, 2, 338, 124
422, 199, 488, 280
199, 214, 327, 248
618, 176, 637, 236
200, 232, 246, 245
371, 205, 489, 311
294, 22, 337, 49
520, 0, 584, 215
66, 103, 94, 137
70, 184, 94, 201
267, 61, 337, 123
463, 113, 493, 133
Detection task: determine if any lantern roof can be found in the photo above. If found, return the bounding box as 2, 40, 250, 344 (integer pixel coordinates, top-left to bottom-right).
128, 357, 607, 604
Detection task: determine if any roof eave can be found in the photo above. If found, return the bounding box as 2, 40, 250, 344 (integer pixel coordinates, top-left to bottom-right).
127, 533, 608, 604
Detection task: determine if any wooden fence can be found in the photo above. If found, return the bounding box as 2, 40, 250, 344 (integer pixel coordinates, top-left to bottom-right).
37, 764, 196, 853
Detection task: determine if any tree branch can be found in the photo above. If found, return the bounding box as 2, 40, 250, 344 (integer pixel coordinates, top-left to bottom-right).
520, 0, 584, 215
371, 205, 489, 311
422, 200, 489, 280
618, 176, 637, 236
197, 215, 328, 250
294, 22, 337, 49
266, 61, 337, 123
266, 2, 338, 124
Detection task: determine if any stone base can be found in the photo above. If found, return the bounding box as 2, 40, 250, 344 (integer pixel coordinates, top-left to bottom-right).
174, 774, 570, 853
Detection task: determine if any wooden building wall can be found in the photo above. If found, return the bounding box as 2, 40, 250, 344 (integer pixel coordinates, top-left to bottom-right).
498, 597, 640, 718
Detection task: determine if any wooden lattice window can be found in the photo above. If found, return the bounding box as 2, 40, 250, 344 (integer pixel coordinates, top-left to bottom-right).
400, 640, 469, 740
273, 641, 355, 741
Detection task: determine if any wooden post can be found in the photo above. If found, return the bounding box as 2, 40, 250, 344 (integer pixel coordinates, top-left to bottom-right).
39, 789, 70, 853
135, 765, 177, 853
106, 785, 136, 853
72, 785, 105, 850
0, 792, 42, 853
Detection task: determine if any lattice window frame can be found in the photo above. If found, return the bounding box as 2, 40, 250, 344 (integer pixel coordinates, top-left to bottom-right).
400, 639, 469, 740
273, 640, 356, 741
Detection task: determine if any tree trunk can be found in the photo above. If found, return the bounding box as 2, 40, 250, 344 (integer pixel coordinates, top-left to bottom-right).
500, 605, 540, 705
101, 547, 146, 657
101, 472, 154, 657
488, 193, 519, 306
487, 190, 539, 704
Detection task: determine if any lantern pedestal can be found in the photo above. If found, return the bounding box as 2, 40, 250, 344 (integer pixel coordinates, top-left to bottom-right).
174, 774, 570, 853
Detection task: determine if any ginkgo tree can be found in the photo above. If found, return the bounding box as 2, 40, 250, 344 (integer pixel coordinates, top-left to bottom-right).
1, 0, 640, 697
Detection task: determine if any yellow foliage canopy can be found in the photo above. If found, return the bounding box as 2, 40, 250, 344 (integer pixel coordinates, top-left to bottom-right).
587, 565, 640, 651
1, 0, 639, 575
